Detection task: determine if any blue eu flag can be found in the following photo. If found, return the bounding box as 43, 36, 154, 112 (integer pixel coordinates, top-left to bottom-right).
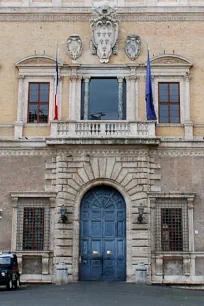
146, 50, 157, 120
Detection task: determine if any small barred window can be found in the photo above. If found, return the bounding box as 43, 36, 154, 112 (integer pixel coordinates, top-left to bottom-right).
155, 199, 189, 252
23, 208, 44, 250
16, 198, 50, 251
161, 208, 183, 251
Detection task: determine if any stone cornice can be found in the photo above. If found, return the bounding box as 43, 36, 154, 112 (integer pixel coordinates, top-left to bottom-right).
148, 192, 196, 199
0, 7, 204, 22
10, 191, 56, 198
45, 137, 160, 146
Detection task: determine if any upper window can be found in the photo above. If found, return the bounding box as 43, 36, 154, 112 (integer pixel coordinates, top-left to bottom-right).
28, 83, 49, 123
158, 82, 180, 123
81, 78, 126, 120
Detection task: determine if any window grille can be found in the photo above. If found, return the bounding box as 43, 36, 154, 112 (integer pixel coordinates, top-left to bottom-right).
16, 198, 50, 251
23, 208, 44, 250
155, 199, 189, 252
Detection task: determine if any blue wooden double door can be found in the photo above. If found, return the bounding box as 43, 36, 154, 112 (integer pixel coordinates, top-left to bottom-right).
80, 185, 126, 281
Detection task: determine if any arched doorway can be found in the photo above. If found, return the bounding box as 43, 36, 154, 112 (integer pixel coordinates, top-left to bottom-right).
79, 185, 126, 281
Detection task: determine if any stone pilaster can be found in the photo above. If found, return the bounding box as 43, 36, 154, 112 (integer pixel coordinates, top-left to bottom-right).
83, 77, 90, 120
68, 65, 80, 120
117, 77, 124, 120
184, 74, 193, 140
14, 75, 24, 138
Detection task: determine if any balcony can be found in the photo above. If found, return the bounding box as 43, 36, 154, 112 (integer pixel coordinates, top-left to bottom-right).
46, 120, 159, 145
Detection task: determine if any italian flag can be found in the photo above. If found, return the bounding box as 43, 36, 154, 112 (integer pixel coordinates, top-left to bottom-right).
54, 46, 59, 120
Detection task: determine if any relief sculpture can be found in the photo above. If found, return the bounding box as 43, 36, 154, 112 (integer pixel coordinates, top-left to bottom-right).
90, 4, 119, 63
125, 34, 141, 60
67, 34, 82, 60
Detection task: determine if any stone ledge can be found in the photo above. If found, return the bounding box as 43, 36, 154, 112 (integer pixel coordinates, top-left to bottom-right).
46, 137, 160, 146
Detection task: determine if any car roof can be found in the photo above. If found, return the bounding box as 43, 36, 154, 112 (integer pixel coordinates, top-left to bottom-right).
0, 253, 15, 259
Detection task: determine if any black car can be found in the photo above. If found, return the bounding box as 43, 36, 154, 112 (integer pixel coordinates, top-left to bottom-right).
0, 253, 20, 290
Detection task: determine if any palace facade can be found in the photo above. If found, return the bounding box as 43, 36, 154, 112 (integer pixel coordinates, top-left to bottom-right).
0, 0, 204, 284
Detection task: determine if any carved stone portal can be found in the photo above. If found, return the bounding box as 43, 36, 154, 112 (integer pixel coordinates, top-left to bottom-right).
67, 34, 82, 60
90, 4, 119, 63
125, 34, 141, 60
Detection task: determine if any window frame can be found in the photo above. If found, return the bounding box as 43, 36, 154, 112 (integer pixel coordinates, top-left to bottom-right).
27, 82, 50, 124
158, 82, 180, 124
69, 66, 136, 121
155, 200, 189, 252
149, 193, 196, 255
23, 77, 55, 126
80, 77, 127, 121
10, 192, 56, 276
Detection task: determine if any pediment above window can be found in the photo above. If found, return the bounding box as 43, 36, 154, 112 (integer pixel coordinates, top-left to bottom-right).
15, 55, 62, 68
150, 54, 193, 68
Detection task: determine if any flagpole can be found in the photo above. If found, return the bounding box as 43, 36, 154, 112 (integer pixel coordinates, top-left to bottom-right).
145, 39, 157, 121
54, 40, 59, 120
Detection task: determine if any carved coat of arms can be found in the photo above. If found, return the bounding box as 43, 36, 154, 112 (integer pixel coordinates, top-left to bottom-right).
90, 4, 119, 63
125, 35, 141, 60
67, 34, 82, 60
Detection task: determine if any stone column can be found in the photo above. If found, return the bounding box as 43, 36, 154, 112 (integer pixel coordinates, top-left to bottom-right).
83, 77, 90, 120
69, 76, 77, 120
14, 76, 24, 138
117, 77, 124, 120
184, 74, 193, 140
76, 76, 82, 120
68, 65, 80, 121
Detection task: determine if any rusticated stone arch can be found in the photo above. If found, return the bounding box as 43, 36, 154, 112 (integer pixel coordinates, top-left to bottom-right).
53, 151, 161, 282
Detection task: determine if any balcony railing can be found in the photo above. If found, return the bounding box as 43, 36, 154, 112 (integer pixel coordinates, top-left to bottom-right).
50, 120, 156, 138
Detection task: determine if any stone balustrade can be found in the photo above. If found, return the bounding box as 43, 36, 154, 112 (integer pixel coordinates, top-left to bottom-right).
50, 120, 156, 138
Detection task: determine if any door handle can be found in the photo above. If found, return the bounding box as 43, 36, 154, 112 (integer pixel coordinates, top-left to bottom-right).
79, 256, 87, 264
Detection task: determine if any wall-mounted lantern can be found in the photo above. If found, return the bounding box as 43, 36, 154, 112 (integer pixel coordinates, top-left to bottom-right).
0, 209, 2, 219
60, 205, 68, 223
138, 205, 144, 224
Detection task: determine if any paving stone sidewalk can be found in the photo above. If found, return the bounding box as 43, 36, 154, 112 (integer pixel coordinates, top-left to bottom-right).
1, 282, 204, 306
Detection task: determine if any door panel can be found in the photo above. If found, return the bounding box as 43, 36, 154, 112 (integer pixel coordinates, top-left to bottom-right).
80, 186, 126, 281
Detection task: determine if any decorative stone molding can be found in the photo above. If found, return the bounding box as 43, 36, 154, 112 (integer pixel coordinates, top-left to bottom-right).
151, 54, 193, 67
15, 55, 63, 68
125, 34, 141, 61
67, 34, 82, 60
90, 4, 119, 63
1, 10, 204, 23
51, 149, 161, 282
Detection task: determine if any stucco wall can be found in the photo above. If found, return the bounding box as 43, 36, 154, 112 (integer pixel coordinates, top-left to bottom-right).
0, 156, 46, 250
160, 154, 204, 251
0, 18, 203, 132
